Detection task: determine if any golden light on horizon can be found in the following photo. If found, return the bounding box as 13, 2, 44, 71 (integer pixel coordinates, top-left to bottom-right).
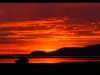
43, 49, 55, 53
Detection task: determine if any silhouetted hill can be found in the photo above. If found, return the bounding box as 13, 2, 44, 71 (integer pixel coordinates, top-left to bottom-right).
85, 44, 100, 49
49, 47, 81, 56
30, 51, 48, 56
49, 44, 100, 57
27, 44, 100, 57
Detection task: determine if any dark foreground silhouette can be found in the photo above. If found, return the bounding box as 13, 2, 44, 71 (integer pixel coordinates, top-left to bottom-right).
0, 62, 100, 75
15, 57, 29, 64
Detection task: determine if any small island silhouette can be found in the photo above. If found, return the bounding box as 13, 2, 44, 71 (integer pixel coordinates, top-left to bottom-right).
15, 57, 29, 64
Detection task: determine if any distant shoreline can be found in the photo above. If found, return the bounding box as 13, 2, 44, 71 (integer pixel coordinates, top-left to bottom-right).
0, 56, 99, 59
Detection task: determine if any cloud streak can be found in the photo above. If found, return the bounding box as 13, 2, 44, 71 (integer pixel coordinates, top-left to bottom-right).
0, 17, 99, 54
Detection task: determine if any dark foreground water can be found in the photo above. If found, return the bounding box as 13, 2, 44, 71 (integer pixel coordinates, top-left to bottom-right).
0, 58, 99, 75
0, 58, 100, 63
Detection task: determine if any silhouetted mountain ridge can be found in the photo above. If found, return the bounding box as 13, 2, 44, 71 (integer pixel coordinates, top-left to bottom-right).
30, 44, 100, 57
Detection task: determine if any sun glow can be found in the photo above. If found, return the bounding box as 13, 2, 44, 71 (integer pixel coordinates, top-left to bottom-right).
43, 49, 55, 53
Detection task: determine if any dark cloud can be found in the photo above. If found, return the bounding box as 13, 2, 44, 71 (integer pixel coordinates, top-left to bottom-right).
0, 32, 15, 36
0, 37, 24, 44
0, 3, 100, 22
0, 25, 53, 31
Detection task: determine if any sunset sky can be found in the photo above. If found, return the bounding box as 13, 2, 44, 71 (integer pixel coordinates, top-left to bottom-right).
0, 3, 100, 54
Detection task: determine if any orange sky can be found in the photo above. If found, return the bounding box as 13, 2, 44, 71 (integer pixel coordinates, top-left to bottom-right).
0, 3, 100, 54
0, 17, 100, 54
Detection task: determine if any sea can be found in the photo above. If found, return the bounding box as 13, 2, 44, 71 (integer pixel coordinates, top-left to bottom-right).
0, 58, 100, 63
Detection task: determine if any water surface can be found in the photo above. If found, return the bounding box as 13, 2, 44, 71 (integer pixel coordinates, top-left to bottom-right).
0, 58, 100, 63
